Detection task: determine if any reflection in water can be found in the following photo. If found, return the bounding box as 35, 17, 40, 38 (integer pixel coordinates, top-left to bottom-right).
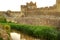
10, 31, 40, 40
10, 32, 20, 40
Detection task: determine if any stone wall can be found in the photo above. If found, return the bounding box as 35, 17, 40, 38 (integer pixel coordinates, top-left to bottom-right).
21, 1, 57, 17
14, 15, 60, 27
0, 0, 60, 27
0, 24, 11, 40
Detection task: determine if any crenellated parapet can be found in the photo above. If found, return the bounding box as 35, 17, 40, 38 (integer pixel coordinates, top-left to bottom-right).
38, 5, 56, 12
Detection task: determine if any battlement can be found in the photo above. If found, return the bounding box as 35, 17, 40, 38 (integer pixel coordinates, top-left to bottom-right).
0, 0, 60, 27
26, 1, 36, 6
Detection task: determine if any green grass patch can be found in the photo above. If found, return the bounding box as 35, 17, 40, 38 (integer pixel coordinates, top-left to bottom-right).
0, 22, 58, 40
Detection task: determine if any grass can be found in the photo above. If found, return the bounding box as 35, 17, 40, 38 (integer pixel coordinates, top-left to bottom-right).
0, 22, 58, 40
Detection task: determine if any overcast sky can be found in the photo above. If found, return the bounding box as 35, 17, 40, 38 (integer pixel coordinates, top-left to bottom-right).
0, 0, 56, 11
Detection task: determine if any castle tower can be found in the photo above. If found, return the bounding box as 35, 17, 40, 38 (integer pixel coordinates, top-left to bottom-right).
26, 1, 37, 9
56, 0, 60, 12
21, 1, 37, 17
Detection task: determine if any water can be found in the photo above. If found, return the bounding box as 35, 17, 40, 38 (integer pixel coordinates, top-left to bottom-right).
10, 32, 40, 40
10, 32, 20, 40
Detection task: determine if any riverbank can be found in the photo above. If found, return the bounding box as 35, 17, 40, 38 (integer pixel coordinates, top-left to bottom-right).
11, 30, 40, 40
0, 22, 59, 40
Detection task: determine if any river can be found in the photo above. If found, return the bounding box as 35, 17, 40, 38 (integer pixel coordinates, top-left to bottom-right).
10, 32, 20, 40
10, 30, 40, 40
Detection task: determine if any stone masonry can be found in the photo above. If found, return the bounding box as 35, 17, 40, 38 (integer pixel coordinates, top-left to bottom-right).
0, 0, 60, 27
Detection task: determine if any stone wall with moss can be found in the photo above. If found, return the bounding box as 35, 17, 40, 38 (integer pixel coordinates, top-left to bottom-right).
0, 24, 11, 40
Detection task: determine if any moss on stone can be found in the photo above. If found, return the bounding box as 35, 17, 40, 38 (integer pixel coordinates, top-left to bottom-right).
0, 24, 11, 40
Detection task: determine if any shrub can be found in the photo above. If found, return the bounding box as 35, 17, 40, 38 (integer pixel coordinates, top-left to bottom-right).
9, 23, 57, 40
33, 27, 57, 40
0, 37, 3, 40
57, 31, 60, 40
0, 23, 58, 40
0, 16, 7, 23
3, 25, 10, 36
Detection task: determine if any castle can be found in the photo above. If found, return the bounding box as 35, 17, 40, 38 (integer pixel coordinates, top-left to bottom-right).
0, 0, 60, 17
0, 0, 60, 27
21, 0, 60, 17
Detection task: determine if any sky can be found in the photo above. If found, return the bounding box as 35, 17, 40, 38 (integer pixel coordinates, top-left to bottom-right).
0, 0, 56, 11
